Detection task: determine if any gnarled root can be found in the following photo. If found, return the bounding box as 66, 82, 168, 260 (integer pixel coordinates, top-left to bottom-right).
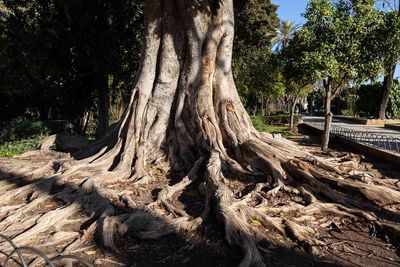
1, 0, 399, 265
1, 134, 400, 267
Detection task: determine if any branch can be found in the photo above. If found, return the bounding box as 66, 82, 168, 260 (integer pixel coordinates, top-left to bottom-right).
380, 0, 397, 11
332, 73, 347, 97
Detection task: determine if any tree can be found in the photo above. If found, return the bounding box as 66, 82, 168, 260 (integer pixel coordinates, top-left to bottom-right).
233, 0, 281, 114
234, 50, 285, 115
376, 0, 400, 119
278, 31, 315, 129
1, 1, 400, 267
286, 82, 313, 130
301, 0, 384, 150
269, 20, 300, 52
354, 79, 400, 118
0, 0, 143, 134
62, 0, 144, 137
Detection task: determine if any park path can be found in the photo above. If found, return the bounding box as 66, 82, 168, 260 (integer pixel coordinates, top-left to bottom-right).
302, 116, 400, 154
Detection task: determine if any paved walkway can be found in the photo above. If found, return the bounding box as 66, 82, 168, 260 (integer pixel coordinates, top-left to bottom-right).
302, 116, 400, 154
303, 116, 400, 138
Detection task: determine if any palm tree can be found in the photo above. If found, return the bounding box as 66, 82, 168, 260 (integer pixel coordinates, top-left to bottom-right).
269, 20, 300, 52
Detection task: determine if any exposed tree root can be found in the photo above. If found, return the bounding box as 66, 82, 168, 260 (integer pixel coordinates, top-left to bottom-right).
1, 133, 400, 266
1, 0, 400, 266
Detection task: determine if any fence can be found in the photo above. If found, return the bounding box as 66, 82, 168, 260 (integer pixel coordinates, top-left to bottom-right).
304, 122, 400, 154
0, 234, 93, 267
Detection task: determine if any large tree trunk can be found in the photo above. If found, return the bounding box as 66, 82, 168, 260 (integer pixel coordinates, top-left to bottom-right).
1, 1, 400, 267
378, 62, 397, 120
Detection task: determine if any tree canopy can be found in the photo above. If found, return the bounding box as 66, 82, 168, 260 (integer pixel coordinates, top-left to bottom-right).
0, 0, 143, 131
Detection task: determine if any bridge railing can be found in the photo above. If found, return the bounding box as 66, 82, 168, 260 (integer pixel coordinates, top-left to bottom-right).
304, 122, 400, 154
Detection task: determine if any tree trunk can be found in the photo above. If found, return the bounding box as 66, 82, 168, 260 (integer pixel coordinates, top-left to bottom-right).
322, 81, 333, 151
96, 73, 109, 138
378, 62, 397, 120
265, 99, 270, 116
3, 2, 400, 267
38, 105, 50, 121
81, 111, 91, 135
289, 94, 300, 130
261, 96, 265, 116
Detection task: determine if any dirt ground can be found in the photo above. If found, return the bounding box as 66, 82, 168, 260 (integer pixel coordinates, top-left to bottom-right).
0, 132, 399, 267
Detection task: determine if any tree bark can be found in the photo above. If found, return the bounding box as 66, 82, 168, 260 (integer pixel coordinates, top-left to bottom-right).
95, 73, 109, 138
289, 92, 300, 130
81, 111, 91, 135
322, 80, 333, 151
379, 62, 397, 120
261, 96, 265, 116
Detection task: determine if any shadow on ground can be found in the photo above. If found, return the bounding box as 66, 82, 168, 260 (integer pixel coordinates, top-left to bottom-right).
0, 165, 348, 267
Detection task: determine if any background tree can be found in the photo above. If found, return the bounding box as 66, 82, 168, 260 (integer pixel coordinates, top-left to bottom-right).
278, 30, 315, 129
233, 0, 280, 114
376, 0, 400, 119
234, 51, 285, 115
355, 79, 400, 118
387, 79, 400, 118
301, 0, 384, 150
0, 0, 143, 135
269, 20, 300, 52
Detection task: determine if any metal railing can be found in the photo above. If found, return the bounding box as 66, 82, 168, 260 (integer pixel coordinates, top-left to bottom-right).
304, 122, 400, 154
0, 234, 93, 267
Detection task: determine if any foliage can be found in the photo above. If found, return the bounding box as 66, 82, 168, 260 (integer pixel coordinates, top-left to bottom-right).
0, 118, 50, 143
0, 117, 52, 157
355, 84, 381, 118
277, 29, 316, 110
0, 0, 143, 130
375, 1, 400, 68
263, 114, 301, 126
250, 115, 270, 132
234, 51, 284, 109
234, 0, 279, 49
330, 86, 357, 116
388, 80, 400, 118
269, 20, 300, 52
250, 115, 292, 137
250, 114, 301, 128
355, 80, 400, 118
233, 0, 282, 112
301, 0, 384, 84
0, 136, 48, 157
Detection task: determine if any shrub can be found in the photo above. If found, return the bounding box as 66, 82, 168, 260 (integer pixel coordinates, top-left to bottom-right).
0, 117, 49, 143
387, 80, 400, 119
0, 117, 69, 157
251, 115, 269, 132
355, 84, 381, 118
354, 80, 400, 119
263, 114, 301, 126
250, 115, 292, 137
0, 136, 47, 157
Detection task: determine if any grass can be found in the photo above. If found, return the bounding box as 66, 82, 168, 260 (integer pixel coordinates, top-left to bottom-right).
0, 117, 53, 157
0, 115, 292, 157
250, 115, 292, 137
0, 134, 48, 157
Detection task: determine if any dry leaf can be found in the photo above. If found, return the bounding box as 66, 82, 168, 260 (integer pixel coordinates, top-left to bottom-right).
84, 250, 96, 255
252, 219, 262, 227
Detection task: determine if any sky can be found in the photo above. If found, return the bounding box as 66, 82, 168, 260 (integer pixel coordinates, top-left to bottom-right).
272, 0, 400, 79
272, 0, 308, 25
